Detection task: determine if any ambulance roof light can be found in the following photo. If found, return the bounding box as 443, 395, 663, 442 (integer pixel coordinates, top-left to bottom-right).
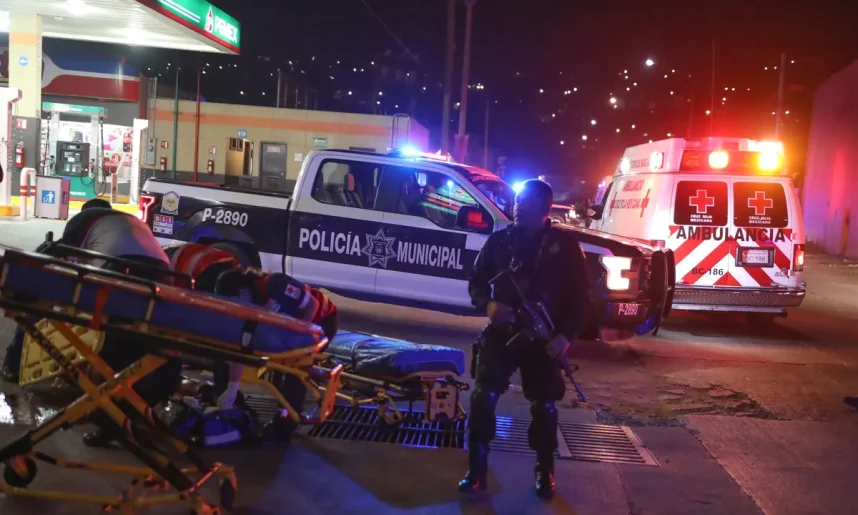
751, 140, 784, 155
619, 157, 631, 174
708, 150, 729, 169
758, 151, 781, 171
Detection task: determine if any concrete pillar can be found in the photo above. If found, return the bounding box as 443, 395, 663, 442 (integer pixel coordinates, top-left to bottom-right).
0, 88, 22, 211
9, 12, 43, 119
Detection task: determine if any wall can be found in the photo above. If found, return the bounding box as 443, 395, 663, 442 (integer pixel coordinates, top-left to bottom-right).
148, 99, 430, 186
803, 59, 858, 257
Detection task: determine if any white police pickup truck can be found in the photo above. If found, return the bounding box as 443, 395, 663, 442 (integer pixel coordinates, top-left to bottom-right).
139, 149, 675, 337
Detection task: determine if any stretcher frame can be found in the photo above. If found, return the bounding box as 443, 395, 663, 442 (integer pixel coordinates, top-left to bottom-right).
0, 246, 343, 514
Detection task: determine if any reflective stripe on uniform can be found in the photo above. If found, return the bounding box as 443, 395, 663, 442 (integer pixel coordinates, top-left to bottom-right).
169, 243, 238, 278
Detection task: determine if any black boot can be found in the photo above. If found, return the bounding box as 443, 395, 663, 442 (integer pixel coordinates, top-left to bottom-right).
535, 453, 555, 499
458, 443, 489, 492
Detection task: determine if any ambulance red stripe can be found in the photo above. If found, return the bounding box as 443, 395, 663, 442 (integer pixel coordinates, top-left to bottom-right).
743, 265, 774, 287
714, 271, 741, 286
682, 240, 732, 285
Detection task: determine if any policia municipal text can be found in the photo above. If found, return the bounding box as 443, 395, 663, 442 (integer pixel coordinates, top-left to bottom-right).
459, 179, 591, 499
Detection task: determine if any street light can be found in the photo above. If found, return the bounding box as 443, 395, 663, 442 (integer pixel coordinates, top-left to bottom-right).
609, 97, 617, 104
645, 58, 654, 67
590, 119, 597, 125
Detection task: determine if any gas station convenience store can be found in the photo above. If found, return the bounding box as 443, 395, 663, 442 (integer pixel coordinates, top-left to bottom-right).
0, 0, 240, 216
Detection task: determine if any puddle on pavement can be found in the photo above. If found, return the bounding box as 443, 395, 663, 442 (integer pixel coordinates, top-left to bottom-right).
0, 391, 58, 426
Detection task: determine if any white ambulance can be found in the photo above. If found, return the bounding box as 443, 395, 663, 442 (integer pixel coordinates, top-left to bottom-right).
590, 137, 806, 318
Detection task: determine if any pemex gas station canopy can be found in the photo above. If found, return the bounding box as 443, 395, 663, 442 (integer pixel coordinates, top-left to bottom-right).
0, 0, 241, 54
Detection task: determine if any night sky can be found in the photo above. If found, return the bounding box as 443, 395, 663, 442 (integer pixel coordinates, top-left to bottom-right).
139, 1, 858, 197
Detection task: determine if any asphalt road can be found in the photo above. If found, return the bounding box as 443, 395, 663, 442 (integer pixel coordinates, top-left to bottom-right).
3, 216, 858, 514
2, 216, 857, 425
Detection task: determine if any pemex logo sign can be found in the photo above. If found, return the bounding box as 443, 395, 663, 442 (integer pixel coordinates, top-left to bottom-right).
155, 0, 240, 50
204, 6, 214, 33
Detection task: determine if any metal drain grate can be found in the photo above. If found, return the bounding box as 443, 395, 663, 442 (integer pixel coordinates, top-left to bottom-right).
559, 423, 658, 466
244, 401, 657, 466
300, 405, 466, 449
243, 394, 283, 422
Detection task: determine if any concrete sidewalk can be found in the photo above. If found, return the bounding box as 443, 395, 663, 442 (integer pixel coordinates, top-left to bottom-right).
685, 415, 858, 515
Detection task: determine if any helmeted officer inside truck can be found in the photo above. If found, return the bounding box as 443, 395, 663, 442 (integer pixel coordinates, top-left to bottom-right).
460, 179, 591, 499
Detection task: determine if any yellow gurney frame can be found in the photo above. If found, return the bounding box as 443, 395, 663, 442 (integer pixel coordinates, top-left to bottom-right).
0, 247, 343, 514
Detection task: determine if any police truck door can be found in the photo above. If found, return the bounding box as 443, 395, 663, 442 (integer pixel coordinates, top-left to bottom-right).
287, 155, 384, 295
373, 165, 492, 308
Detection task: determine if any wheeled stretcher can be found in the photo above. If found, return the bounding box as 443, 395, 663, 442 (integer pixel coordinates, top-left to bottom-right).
0, 245, 343, 513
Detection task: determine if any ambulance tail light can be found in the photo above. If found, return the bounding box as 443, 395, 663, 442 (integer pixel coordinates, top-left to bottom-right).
138, 194, 156, 222
601, 256, 637, 291
708, 150, 730, 169
793, 244, 805, 272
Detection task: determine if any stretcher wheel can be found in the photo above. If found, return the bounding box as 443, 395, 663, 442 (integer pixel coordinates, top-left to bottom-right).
219, 478, 236, 510
3, 457, 37, 488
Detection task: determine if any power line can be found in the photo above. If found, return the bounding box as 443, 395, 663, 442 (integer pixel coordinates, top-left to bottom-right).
360, 0, 419, 62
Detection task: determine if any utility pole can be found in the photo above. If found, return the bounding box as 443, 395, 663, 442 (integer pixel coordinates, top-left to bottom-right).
171, 53, 180, 179
775, 52, 787, 139
709, 40, 715, 137
455, 0, 476, 163
276, 70, 282, 108
483, 98, 489, 169
440, 0, 455, 155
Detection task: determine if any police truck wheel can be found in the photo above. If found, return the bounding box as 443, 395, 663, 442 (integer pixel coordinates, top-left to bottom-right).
4, 457, 37, 488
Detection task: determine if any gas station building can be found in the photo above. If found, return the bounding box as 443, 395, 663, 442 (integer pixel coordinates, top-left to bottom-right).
0, 0, 241, 216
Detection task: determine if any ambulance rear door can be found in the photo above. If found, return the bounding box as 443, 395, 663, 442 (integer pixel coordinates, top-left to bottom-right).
668, 177, 733, 287
728, 178, 794, 289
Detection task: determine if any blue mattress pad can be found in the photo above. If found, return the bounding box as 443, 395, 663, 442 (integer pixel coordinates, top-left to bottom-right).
0, 256, 324, 354
326, 331, 465, 378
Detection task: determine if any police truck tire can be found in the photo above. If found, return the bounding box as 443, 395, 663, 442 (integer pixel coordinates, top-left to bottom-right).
209, 242, 254, 267
579, 321, 599, 341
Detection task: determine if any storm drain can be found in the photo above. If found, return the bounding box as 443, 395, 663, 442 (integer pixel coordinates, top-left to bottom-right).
299, 404, 466, 449
493, 417, 658, 466
245, 400, 657, 466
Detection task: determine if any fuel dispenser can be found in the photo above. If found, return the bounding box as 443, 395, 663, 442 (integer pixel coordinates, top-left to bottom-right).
55, 141, 91, 176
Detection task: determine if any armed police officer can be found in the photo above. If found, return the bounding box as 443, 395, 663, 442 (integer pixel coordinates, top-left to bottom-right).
458, 179, 591, 499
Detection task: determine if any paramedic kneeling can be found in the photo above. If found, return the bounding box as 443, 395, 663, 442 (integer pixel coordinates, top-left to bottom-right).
459, 180, 591, 499
60, 199, 183, 447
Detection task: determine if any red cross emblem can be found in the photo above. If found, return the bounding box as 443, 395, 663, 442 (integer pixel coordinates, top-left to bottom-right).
689, 190, 715, 214
748, 191, 773, 216
639, 189, 651, 218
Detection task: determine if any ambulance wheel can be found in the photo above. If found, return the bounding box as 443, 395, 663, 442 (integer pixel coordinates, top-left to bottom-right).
3, 457, 37, 488
219, 479, 236, 510
746, 313, 777, 327
209, 242, 254, 267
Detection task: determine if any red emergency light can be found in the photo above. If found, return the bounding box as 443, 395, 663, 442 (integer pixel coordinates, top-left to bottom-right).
679, 149, 783, 174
